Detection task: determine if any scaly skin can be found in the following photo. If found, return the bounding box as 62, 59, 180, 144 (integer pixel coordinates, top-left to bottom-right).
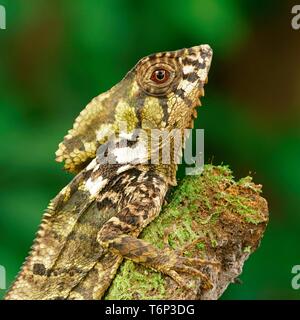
5, 45, 213, 300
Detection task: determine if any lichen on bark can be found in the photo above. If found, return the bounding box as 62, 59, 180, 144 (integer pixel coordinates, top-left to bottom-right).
104, 165, 269, 300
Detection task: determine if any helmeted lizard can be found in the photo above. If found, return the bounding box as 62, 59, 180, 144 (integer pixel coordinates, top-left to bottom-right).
5, 45, 214, 300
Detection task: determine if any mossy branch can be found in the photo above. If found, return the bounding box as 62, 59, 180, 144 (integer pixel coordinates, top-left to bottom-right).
104, 165, 269, 300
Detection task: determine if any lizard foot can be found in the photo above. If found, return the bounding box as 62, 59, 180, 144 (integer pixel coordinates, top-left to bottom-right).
162, 253, 220, 291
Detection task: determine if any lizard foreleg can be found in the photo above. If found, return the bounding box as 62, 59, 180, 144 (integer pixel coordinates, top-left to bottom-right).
97, 171, 218, 291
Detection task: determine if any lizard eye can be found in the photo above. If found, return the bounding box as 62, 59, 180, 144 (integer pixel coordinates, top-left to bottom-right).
150, 69, 170, 83
136, 59, 179, 96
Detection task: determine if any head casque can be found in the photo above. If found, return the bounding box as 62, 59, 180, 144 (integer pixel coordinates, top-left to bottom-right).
56, 45, 213, 173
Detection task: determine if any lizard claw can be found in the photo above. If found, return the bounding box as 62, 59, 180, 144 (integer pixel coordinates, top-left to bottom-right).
161, 253, 220, 292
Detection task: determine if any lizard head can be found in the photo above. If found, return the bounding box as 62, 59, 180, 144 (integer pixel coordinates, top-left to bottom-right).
56, 45, 212, 173
133, 44, 213, 131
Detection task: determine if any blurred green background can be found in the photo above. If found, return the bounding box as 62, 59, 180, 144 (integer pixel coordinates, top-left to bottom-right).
0, 0, 299, 300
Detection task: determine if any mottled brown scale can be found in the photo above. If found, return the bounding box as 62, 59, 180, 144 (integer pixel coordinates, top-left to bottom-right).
5, 45, 213, 300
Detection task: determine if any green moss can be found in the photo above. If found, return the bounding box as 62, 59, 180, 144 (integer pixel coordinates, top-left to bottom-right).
168, 235, 176, 249
105, 261, 166, 300
243, 246, 252, 253
216, 191, 263, 225
196, 242, 205, 250
183, 251, 193, 257
210, 238, 218, 248
238, 176, 262, 193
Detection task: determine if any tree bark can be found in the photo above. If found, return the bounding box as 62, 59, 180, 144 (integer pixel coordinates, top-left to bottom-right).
104, 165, 269, 300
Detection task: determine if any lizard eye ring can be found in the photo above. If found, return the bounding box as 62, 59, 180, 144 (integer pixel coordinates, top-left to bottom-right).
137, 61, 180, 96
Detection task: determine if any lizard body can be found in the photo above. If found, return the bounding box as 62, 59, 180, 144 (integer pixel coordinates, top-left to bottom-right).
5, 45, 213, 300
